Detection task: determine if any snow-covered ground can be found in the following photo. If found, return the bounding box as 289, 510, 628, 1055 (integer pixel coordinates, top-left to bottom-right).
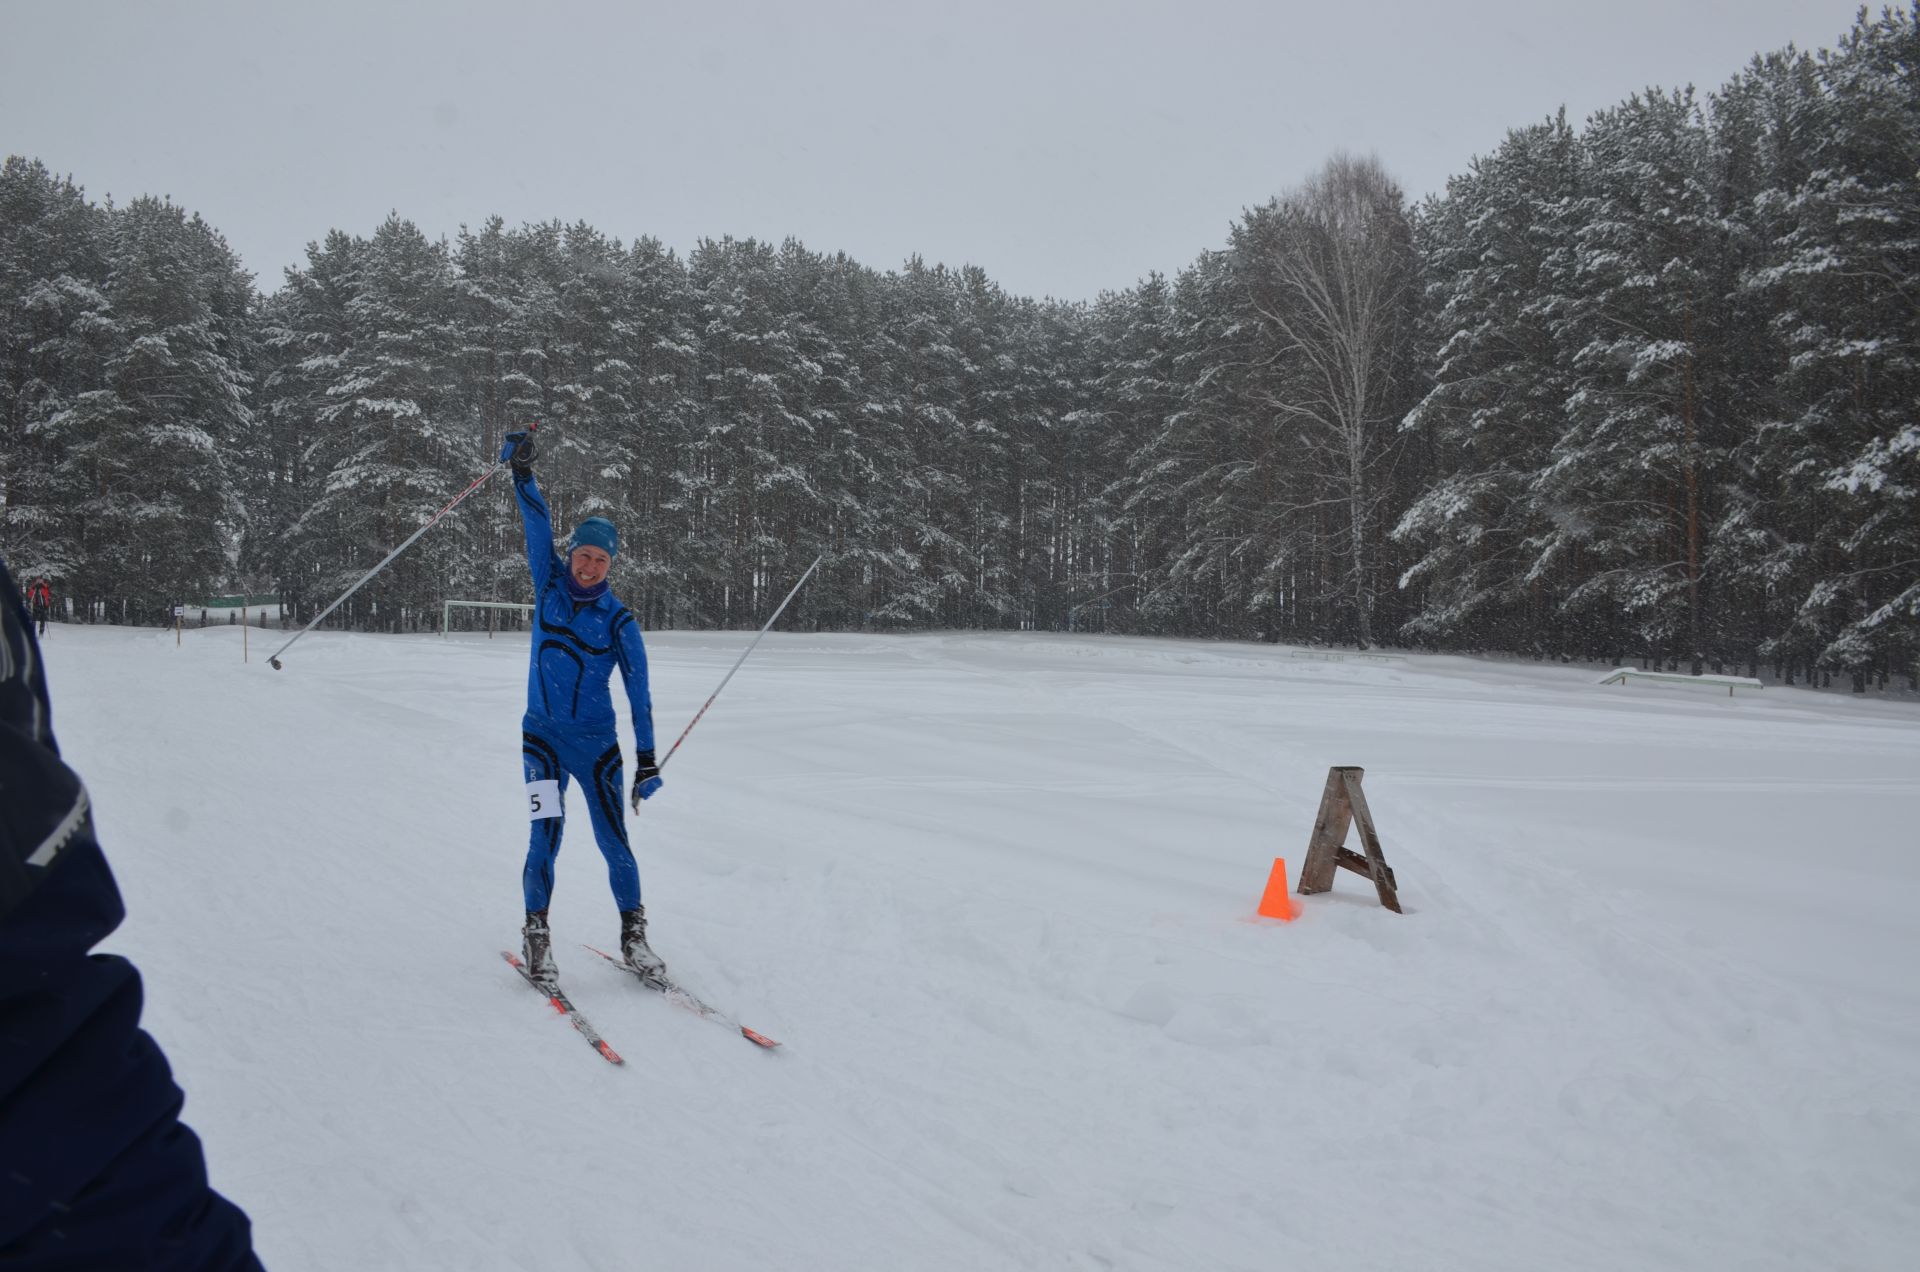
38, 623, 1920, 1271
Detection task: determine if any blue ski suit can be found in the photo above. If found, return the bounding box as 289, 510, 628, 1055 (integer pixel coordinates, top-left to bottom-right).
514, 472, 656, 913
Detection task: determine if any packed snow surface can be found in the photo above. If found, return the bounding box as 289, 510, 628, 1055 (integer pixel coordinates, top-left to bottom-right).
40, 624, 1920, 1271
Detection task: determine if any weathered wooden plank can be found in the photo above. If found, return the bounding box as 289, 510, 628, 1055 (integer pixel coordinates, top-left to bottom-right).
1333, 846, 1396, 890
1340, 768, 1403, 913
1295, 766, 1357, 895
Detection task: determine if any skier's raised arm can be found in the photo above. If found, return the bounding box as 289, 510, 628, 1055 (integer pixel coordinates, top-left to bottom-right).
503, 430, 555, 592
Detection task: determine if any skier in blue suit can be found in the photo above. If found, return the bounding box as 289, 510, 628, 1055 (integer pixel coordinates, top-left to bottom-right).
502, 428, 666, 987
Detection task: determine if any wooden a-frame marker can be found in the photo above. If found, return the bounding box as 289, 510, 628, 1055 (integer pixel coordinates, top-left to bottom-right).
1296, 766, 1403, 913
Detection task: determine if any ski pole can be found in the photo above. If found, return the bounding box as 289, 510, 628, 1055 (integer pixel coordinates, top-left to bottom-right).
268, 427, 536, 670
658, 553, 823, 770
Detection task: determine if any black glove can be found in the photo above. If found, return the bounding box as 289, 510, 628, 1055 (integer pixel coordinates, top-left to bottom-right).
499, 429, 536, 477
630, 750, 663, 811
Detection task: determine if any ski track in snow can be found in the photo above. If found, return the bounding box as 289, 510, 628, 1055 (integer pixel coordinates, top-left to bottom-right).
36, 624, 1920, 1271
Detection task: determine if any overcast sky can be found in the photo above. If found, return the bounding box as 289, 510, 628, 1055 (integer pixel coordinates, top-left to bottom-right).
2, 0, 1875, 301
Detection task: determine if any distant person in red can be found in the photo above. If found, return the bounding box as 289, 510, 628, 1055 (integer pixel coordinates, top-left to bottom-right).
25, 578, 52, 636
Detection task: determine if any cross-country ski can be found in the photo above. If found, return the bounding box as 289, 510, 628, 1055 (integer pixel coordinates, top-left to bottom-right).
584, 944, 782, 1050
502, 950, 624, 1065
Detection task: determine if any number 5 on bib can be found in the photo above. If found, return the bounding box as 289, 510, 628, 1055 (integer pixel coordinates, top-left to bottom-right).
526, 778, 563, 820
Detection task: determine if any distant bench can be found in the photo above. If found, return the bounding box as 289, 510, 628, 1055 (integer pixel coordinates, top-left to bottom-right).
1597, 668, 1764, 697
1284, 649, 1405, 665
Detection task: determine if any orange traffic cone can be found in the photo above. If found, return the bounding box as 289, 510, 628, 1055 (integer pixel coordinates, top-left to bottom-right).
1256, 857, 1297, 920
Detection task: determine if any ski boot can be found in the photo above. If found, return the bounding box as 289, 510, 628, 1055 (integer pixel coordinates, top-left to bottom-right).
619, 905, 667, 984
522, 908, 557, 987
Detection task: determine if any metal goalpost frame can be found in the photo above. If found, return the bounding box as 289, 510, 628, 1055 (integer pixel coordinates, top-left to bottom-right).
442, 600, 536, 637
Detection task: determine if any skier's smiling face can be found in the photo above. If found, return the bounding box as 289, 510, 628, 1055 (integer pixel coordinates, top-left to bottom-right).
570, 546, 611, 588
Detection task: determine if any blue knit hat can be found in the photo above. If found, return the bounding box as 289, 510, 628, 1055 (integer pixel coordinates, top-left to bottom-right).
571, 517, 618, 559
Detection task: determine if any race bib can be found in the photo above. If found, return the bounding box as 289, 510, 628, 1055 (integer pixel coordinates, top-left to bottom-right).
526, 779, 563, 820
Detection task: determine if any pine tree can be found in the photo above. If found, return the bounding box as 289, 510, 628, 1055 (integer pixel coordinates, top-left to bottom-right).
255, 229, 363, 620
598, 233, 700, 629
1703, 47, 1824, 676
274, 216, 465, 631
1763, 9, 1920, 687
0, 157, 110, 589
1394, 114, 1583, 652
1084, 276, 1178, 632
1123, 251, 1266, 637
31, 196, 252, 620
1530, 90, 1733, 669
804, 251, 918, 629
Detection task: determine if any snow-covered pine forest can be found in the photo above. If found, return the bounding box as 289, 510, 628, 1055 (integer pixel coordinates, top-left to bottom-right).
2, 9, 1915, 689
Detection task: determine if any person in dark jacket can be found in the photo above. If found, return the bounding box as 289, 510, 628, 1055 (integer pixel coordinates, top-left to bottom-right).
0, 556, 262, 1270
500, 429, 666, 988
24, 576, 52, 636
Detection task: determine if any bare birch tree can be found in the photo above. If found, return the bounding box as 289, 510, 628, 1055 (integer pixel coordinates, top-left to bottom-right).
1231, 154, 1417, 647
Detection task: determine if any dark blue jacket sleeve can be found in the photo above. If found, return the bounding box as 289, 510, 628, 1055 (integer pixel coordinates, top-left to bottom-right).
0, 558, 263, 1270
